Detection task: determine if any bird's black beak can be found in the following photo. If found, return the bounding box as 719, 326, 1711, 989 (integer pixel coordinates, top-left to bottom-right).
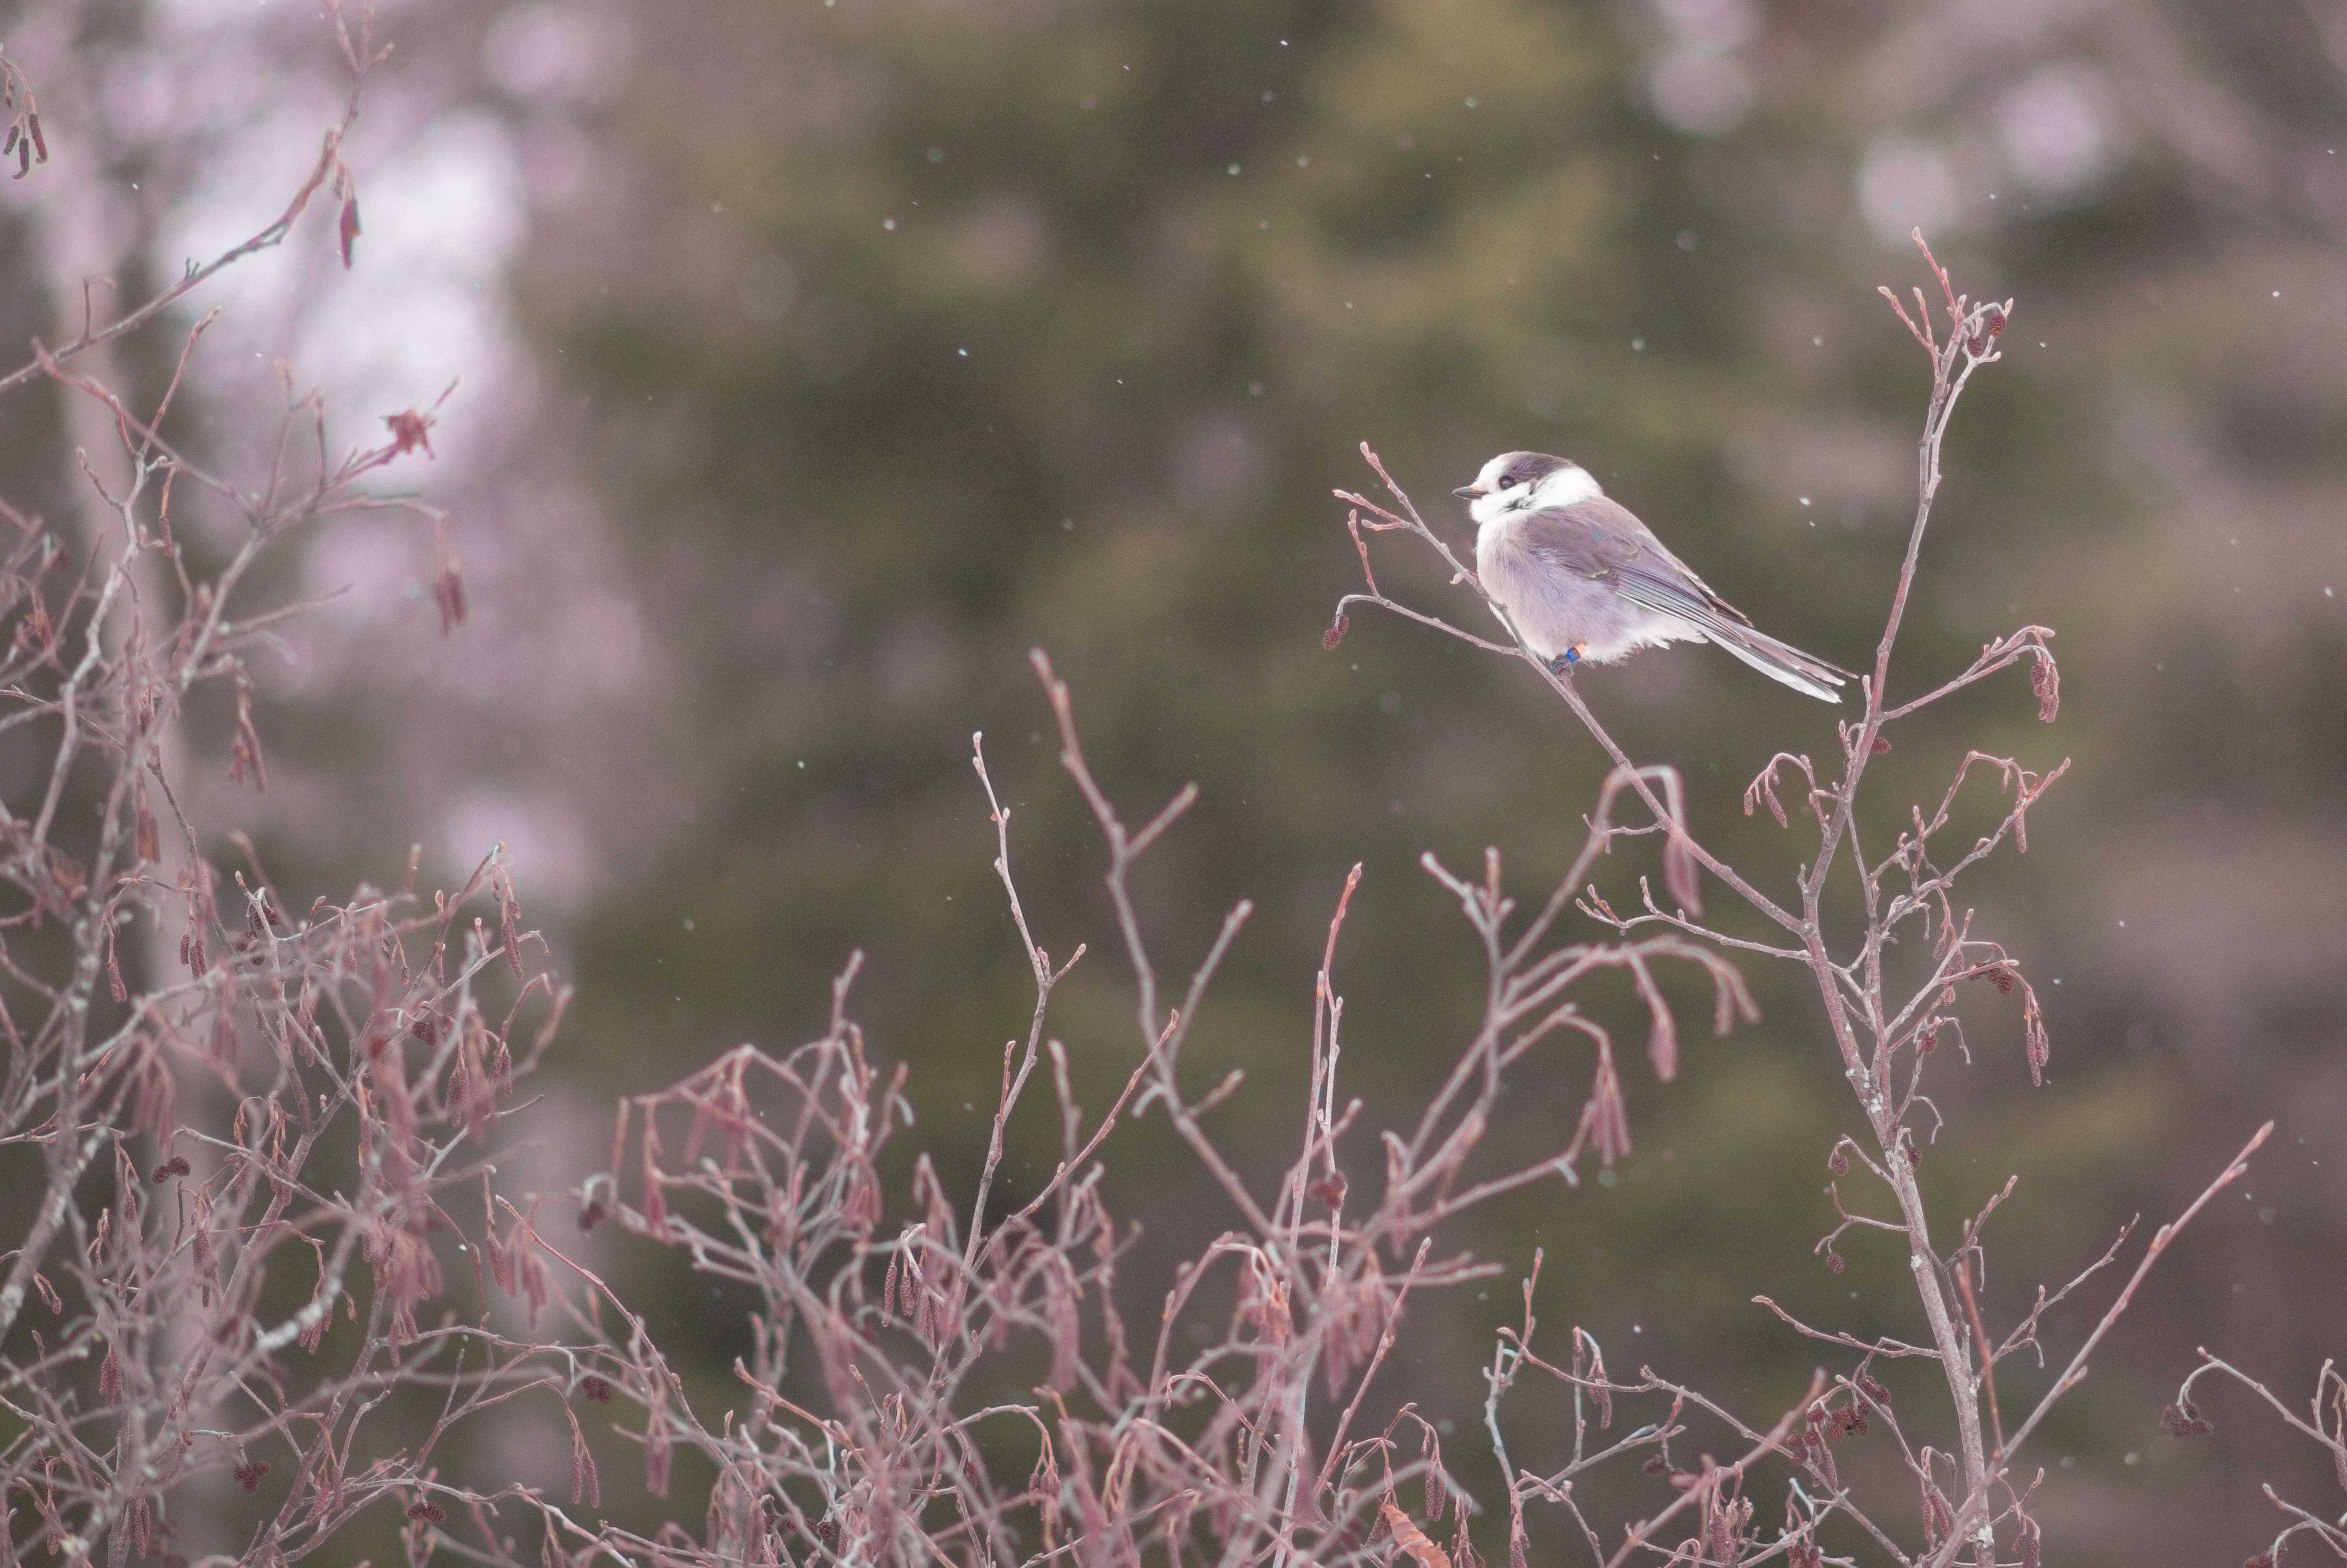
1453, 484, 1483, 499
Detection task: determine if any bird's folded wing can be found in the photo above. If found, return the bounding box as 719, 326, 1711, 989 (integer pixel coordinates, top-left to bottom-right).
1612, 566, 1755, 641
1520, 498, 1852, 687
1519, 496, 1755, 631
1514, 502, 1622, 579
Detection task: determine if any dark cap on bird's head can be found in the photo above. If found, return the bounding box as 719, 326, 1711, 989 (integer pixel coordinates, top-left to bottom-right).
1454, 451, 1579, 499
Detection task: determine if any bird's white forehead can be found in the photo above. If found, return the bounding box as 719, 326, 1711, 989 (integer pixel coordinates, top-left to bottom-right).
1474, 453, 1515, 488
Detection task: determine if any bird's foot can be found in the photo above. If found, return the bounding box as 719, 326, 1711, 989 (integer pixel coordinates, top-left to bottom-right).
1546, 643, 1588, 676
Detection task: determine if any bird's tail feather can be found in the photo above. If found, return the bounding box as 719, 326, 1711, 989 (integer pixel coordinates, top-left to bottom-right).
1709, 626, 1850, 703
1613, 577, 1850, 702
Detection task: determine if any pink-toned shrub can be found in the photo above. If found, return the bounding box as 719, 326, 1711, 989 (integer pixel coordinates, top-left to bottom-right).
0, 7, 2280, 1562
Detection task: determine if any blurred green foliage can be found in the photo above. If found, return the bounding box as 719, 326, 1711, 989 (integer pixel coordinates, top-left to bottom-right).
511, 0, 2184, 1532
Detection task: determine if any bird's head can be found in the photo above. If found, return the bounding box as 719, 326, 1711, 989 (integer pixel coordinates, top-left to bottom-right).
1453, 451, 1601, 526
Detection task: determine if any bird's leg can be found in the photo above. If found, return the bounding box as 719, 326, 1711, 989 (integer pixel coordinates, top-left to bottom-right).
1546, 643, 1588, 677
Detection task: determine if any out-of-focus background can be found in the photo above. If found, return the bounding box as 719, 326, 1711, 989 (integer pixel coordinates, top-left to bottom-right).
6, 0, 2344, 1560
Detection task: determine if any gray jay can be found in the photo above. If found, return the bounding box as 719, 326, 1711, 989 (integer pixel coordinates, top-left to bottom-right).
1454, 451, 1850, 703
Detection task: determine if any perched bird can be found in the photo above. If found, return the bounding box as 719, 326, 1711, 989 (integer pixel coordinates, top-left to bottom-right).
1454, 451, 1850, 703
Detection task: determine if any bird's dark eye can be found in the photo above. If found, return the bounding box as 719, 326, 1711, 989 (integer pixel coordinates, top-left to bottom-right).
1498, 476, 1517, 491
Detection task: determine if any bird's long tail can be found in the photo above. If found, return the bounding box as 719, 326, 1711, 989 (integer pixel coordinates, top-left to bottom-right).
1708, 625, 1851, 703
